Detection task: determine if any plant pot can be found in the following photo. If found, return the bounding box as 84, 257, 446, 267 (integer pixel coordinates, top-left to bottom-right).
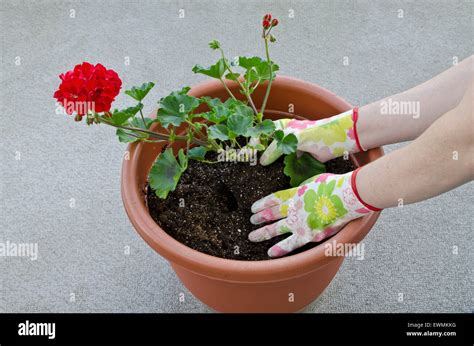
121, 76, 383, 313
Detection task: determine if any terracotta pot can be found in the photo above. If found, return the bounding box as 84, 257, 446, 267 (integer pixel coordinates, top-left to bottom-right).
121, 76, 383, 313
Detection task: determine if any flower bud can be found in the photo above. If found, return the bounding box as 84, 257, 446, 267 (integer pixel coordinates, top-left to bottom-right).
269, 35, 276, 43
271, 18, 278, 27
263, 13, 272, 21
263, 19, 271, 29
86, 116, 95, 125
74, 114, 83, 122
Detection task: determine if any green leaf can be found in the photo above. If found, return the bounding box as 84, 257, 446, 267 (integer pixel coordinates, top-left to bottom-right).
232, 104, 254, 118
238, 56, 263, 69
177, 86, 191, 95
283, 152, 326, 187
237, 56, 279, 83
178, 148, 188, 170
208, 40, 221, 50
227, 131, 237, 140
110, 111, 133, 126
125, 82, 155, 101
223, 98, 246, 109
201, 96, 221, 108
208, 124, 229, 141
225, 72, 240, 81
192, 122, 207, 131
227, 114, 252, 137
149, 148, 185, 199
130, 116, 153, 128
110, 104, 143, 125
275, 131, 298, 154
192, 58, 226, 79
115, 117, 154, 143
275, 130, 284, 141
156, 89, 200, 128
255, 61, 279, 81
188, 146, 207, 160
246, 119, 275, 137
116, 129, 137, 143
201, 110, 228, 124
201, 97, 230, 123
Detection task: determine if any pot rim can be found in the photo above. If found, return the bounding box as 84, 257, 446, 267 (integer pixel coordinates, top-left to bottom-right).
121, 75, 382, 283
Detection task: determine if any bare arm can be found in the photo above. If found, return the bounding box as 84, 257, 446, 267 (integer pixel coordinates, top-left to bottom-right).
252, 58, 473, 257
357, 80, 473, 209
358, 55, 473, 150
259, 56, 474, 167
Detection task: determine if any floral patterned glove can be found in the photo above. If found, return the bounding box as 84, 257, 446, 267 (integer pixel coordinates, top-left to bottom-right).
260, 108, 364, 165
249, 169, 381, 258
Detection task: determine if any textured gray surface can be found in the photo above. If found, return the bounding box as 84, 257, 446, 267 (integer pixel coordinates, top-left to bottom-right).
0, 0, 472, 313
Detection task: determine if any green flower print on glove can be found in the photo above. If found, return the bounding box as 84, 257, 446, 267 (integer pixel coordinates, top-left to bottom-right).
304, 179, 348, 229
249, 169, 380, 258
260, 108, 364, 166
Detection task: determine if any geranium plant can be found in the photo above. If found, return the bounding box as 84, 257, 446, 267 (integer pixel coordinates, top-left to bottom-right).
54, 14, 325, 198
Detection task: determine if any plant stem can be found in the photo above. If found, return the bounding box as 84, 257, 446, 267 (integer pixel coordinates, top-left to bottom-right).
185, 120, 219, 151
192, 127, 207, 141
231, 138, 242, 149
139, 108, 147, 128
183, 133, 191, 170
126, 131, 164, 143
250, 78, 262, 93
198, 159, 220, 164
218, 48, 259, 115
211, 138, 222, 151
245, 91, 259, 115
99, 117, 208, 147
260, 37, 274, 115
219, 78, 237, 100
245, 90, 259, 115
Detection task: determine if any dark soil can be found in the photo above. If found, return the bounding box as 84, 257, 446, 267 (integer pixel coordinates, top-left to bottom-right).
146, 154, 355, 261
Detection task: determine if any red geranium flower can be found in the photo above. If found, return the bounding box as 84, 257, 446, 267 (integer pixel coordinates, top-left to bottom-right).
54, 62, 122, 116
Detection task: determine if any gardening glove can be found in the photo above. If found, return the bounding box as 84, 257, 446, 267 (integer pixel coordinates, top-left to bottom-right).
248, 169, 381, 258
260, 108, 364, 165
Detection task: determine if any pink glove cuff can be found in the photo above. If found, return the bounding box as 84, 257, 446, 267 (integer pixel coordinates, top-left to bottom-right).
351, 167, 382, 212
352, 107, 365, 152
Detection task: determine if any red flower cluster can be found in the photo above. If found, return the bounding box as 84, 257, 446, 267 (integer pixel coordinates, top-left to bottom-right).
262, 13, 278, 29
54, 62, 122, 118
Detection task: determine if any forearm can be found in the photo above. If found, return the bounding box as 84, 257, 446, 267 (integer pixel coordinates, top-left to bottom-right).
356, 85, 473, 209
357, 55, 473, 150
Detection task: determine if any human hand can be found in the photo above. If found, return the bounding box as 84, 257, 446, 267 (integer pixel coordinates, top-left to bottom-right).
248, 169, 380, 257
260, 108, 364, 165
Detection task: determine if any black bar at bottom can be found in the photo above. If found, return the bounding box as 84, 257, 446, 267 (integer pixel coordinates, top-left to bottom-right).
0, 313, 472, 345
